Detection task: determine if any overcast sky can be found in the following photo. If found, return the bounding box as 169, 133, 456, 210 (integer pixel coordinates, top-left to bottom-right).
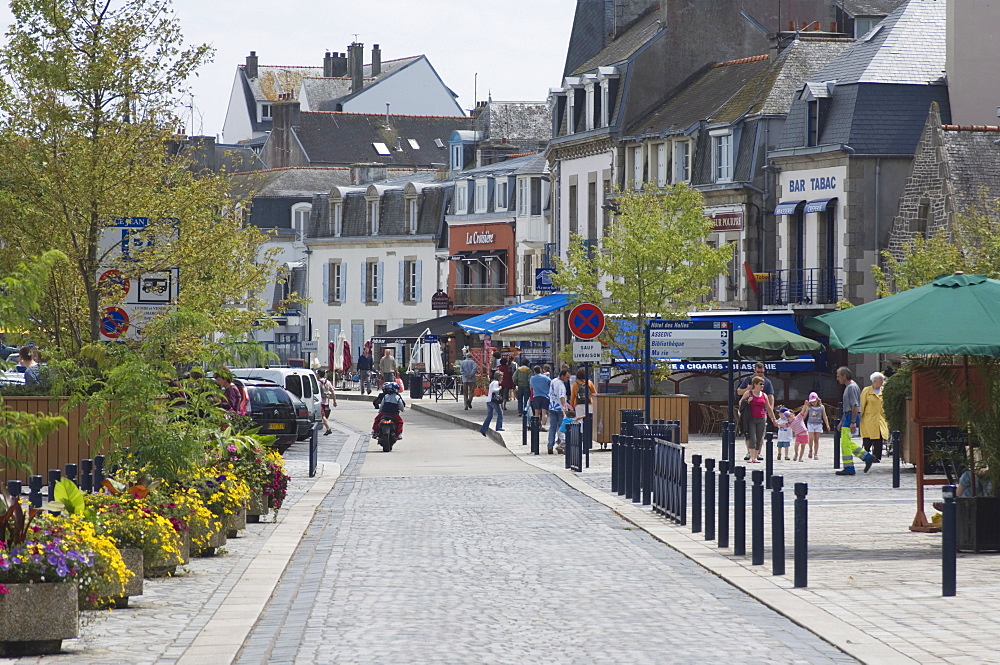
0, 0, 576, 137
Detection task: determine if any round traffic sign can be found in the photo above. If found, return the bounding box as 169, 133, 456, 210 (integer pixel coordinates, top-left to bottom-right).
568, 303, 605, 340
100, 307, 130, 339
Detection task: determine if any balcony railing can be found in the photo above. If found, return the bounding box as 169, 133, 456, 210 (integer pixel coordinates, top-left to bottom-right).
453, 285, 507, 308
760, 268, 842, 307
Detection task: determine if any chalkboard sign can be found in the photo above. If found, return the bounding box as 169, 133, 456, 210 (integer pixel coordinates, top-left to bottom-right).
922, 426, 970, 476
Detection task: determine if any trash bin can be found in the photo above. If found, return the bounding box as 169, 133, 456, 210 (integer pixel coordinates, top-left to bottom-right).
409, 373, 424, 399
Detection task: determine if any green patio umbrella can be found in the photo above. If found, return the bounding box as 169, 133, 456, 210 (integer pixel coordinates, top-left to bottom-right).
805, 272, 1000, 356
732, 322, 825, 360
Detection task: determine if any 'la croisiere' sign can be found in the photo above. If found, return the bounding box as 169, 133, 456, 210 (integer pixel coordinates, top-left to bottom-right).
466, 231, 495, 245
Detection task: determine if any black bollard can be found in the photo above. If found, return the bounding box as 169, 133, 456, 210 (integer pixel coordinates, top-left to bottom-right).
705, 458, 716, 541
718, 460, 730, 549
942, 485, 957, 597
691, 454, 703, 534
64, 463, 78, 485
834, 402, 843, 469
734, 466, 747, 556
80, 458, 94, 493
94, 455, 106, 489
28, 476, 43, 509
771, 475, 785, 576
611, 434, 620, 492
522, 411, 527, 447
641, 435, 653, 506
47, 469, 61, 503
530, 416, 541, 456
765, 431, 774, 484
584, 413, 592, 469
794, 482, 808, 588
891, 430, 901, 489
751, 469, 764, 565
6, 480, 22, 501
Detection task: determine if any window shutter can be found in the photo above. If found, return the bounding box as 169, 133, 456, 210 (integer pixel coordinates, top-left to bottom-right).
377, 261, 384, 303
361, 262, 368, 302
398, 260, 405, 302
415, 260, 423, 302
339, 264, 346, 303
322, 263, 331, 305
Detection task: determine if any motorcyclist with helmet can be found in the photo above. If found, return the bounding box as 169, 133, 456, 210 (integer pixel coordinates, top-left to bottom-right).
372, 381, 406, 440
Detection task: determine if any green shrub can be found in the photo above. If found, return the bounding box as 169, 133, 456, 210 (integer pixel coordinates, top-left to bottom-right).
883, 363, 913, 435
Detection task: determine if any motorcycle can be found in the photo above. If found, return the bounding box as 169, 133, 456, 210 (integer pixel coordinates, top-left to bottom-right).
377, 414, 398, 452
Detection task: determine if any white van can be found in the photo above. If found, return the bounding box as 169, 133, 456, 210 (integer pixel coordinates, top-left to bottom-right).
231, 367, 321, 422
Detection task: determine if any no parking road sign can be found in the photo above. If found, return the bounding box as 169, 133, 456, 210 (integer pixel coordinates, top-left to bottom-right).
568, 303, 605, 340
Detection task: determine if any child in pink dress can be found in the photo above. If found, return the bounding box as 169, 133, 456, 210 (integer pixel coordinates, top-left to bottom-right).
791, 410, 809, 461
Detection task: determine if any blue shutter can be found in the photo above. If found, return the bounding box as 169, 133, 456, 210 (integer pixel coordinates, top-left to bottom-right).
361, 262, 368, 302
377, 261, 384, 303
415, 260, 423, 302
398, 260, 405, 303
339, 264, 346, 303
322, 263, 330, 304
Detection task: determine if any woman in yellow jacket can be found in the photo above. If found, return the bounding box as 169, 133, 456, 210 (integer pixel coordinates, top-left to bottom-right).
860, 371, 889, 462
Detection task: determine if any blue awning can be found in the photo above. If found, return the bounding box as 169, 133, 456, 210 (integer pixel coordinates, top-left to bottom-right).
455, 293, 570, 334
804, 197, 838, 214
773, 200, 805, 216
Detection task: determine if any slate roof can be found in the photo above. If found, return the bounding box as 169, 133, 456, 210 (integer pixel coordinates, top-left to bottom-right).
940, 126, 1000, 212
624, 56, 771, 138
839, 0, 905, 16
474, 102, 552, 142
293, 112, 467, 167
563, 0, 612, 76
248, 56, 420, 104
754, 39, 854, 116
571, 9, 662, 75
811, 0, 947, 86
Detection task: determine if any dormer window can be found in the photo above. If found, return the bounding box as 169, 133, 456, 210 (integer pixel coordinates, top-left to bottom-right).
291, 203, 311, 238
495, 179, 508, 211
710, 129, 733, 183
406, 197, 419, 233
333, 202, 343, 237
475, 179, 488, 213
452, 145, 463, 170
455, 182, 468, 215
368, 199, 380, 234
260, 104, 272, 121
673, 140, 691, 184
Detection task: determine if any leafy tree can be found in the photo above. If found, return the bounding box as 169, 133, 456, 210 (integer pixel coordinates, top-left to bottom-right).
552, 184, 733, 392
0, 0, 276, 356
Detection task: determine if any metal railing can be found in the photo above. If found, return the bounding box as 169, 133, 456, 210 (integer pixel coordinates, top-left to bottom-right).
760, 267, 842, 306
452, 285, 507, 307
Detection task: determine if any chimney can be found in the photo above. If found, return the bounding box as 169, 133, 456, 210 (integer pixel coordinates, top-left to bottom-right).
245, 51, 258, 79
323, 51, 333, 77
269, 101, 301, 168
329, 52, 348, 77
348, 42, 364, 93
350, 162, 387, 186
372, 44, 381, 76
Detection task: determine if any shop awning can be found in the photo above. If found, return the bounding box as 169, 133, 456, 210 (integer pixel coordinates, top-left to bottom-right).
773, 200, 806, 216
493, 318, 552, 341
371, 314, 469, 345
804, 197, 838, 214
456, 293, 570, 335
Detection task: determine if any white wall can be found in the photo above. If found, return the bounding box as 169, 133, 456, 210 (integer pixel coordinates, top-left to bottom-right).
557, 151, 614, 257
306, 238, 439, 359
222, 71, 256, 145
342, 57, 464, 117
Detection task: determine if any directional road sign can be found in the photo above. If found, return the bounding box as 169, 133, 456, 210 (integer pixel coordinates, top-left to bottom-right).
648, 320, 731, 360
568, 303, 605, 340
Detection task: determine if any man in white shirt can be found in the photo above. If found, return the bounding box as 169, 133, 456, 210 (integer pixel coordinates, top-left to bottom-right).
547, 368, 570, 454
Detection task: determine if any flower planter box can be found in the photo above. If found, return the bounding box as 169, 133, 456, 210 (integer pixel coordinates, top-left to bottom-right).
225, 505, 247, 538
178, 530, 190, 565
196, 526, 227, 557
82, 547, 143, 610
145, 533, 185, 578
957, 496, 1000, 553
247, 491, 268, 523
0, 582, 78, 656
592, 394, 690, 445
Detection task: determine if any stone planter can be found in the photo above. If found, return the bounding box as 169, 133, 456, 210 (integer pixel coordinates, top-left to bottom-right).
225, 506, 247, 538
0, 582, 78, 656
81, 547, 143, 610
196, 526, 227, 557
247, 491, 268, 523
957, 496, 1000, 553
145, 533, 185, 578
178, 530, 191, 565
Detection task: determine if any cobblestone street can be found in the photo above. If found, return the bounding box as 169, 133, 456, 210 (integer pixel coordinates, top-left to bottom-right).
236, 403, 854, 664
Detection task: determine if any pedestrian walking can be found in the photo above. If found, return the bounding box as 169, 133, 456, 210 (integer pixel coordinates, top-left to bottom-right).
499, 358, 514, 410
513, 360, 532, 416
775, 407, 792, 460
569, 367, 597, 419
529, 365, 551, 430
379, 349, 398, 383
803, 392, 829, 459
460, 351, 478, 410
317, 368, 338, 435
861, 372, 889, 462
547, 368, 570, 454
480, 371, 504, 436
738, 376, 777, 463
357, 348, 374, 394
835, 367, 878, 475
737, 362, 774, 461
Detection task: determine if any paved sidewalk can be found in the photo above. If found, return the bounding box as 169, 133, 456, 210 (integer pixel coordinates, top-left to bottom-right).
406, 395, 1000, 665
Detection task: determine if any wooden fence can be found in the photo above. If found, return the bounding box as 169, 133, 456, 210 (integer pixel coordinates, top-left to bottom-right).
0, 397, 109, 485
592, 394, 689, 445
